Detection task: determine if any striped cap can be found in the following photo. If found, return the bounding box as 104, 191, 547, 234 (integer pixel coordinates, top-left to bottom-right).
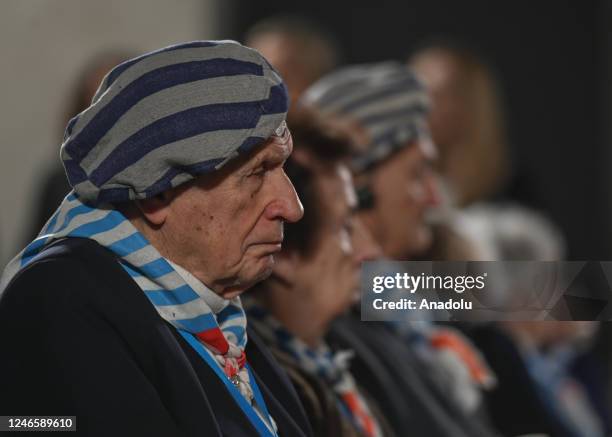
60, 40, 288, 205
301, 62, 430, 172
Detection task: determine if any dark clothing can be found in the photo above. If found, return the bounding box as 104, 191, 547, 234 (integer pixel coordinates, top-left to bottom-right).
328, 315, 497, 437
470, 324, 575, 437
571, 328, 612, 435
0, 238, 312, 437
571, 346, 612, 436
249, 323, 395, 437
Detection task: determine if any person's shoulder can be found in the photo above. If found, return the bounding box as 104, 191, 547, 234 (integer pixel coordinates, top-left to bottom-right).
1, 238, 123, 310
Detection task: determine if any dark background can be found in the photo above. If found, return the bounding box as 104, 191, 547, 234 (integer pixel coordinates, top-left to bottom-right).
222, 0, 612, 262
221, 0, 612, 396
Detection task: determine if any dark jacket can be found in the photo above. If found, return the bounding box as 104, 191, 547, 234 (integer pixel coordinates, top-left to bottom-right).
249, 324, 396, 437
470, 324, 579, 437
328, 314, 497, 437
0, 238, 312, 437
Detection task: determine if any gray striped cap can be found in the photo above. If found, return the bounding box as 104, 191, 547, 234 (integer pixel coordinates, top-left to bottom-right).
300, 62, 430, 172
60, 40, 289, 205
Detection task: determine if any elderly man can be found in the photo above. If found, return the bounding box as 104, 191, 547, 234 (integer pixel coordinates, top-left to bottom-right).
0, 41, 310, 437
302, 63, 496, 437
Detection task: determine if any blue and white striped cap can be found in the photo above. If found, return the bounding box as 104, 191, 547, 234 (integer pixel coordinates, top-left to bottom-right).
301, 61, 431, 172
60, 40, 289, 205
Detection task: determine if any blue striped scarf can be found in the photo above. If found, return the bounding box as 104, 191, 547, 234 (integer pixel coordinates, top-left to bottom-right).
1, 191, 248, 371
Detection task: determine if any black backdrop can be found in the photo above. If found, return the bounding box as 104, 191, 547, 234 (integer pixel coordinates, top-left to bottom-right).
222, 0, 612, 262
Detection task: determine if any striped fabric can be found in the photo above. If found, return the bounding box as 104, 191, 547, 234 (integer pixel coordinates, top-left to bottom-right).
300, 62, 431, 172
1, 192, 253, 399
60, 40, 288, 205
0, 41, 290, 426
246, 302, 383, 437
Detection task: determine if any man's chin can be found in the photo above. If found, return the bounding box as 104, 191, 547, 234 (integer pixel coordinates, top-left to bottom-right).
254, 254, 275, 280
221, 256, 275, 299
254, 263, 274, 283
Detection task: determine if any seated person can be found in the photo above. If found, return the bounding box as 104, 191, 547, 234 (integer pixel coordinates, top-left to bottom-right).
472, 321, 603, 437
244, 110, 391, 437
0, 41, 311, 437
303, 62, 496, 436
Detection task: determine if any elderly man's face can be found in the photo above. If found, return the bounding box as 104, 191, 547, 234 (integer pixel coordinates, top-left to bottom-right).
159, 133, 303, 298
359, 139, 439, 259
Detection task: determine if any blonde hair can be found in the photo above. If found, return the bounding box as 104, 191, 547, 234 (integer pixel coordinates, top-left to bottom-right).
410, 45, 510, 206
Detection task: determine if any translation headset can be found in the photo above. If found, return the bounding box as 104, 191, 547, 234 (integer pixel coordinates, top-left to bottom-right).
356, 184, 376, 210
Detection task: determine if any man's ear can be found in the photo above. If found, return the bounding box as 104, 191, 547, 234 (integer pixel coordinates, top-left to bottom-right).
135, 192, 173, 226
272, 250, 300, 287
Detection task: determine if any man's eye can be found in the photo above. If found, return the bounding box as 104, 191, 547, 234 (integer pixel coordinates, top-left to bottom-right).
251, 164, 268, 177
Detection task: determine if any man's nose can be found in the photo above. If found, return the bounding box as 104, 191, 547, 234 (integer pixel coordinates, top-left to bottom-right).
264, 170, 304, 223
352, 217, 382, 263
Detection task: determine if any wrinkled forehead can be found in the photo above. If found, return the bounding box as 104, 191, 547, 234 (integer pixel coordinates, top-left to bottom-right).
251, 121, 293, 162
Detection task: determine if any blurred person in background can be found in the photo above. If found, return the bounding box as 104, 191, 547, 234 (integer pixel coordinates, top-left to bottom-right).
410, 41, 610, 435
25, 51, 132, 243
473, 319, 604, 437
302, 62, 497, 436
0, 41, 312, 437
408, 41, 509, 208
407, 41, 516, 263
302, 63, 439, 260
245, 15, 342, 105
458, 207, 608, 437
245, 109, 393, 437
406, 41, 560, 263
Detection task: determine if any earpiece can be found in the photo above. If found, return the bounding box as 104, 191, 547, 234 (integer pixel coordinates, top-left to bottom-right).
356, 185, 376, 210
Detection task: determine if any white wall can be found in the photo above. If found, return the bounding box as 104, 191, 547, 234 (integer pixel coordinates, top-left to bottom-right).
0, 0, 220, 265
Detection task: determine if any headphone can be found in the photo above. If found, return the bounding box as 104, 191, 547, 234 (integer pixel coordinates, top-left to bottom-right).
356, 184, 376, 210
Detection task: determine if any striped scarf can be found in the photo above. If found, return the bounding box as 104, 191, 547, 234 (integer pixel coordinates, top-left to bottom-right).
246, 302, 383, 437
1, 192, 253, 400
